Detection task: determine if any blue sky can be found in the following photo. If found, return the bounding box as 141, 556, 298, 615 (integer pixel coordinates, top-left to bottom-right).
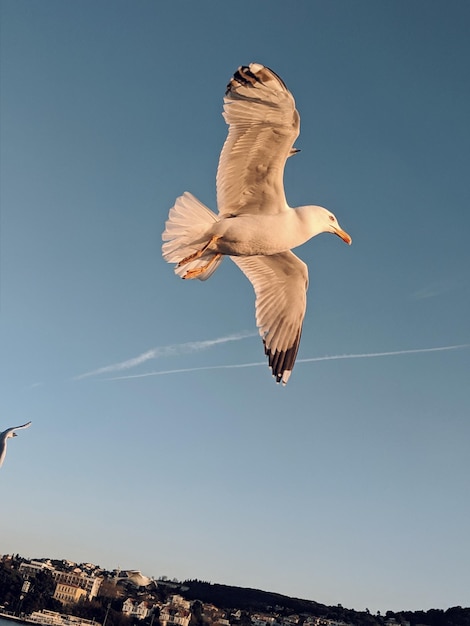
1, 0, 469, 615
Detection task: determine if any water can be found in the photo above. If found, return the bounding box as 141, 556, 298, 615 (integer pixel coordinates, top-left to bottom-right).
0, 617, 26, 626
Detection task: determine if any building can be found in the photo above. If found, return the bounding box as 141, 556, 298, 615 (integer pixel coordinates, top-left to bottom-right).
168, 596, 191, 611
53, 583, 87, 605
52, 571, 102, 600
122, 599, 155, 620
252, 615, 277, 626
159, 606, 191, 626
29, 610, 101, 626
18, 560, 102, 601
19, 561, 54, 577
201, 603, 229, 626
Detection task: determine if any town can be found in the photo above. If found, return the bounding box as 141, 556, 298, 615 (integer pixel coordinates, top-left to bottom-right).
0, 555, 467, 626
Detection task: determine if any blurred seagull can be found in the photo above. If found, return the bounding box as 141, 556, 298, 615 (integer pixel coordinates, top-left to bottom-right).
115, 570, 153, 587
162, 63, 351, 384
0, 422, 32, 468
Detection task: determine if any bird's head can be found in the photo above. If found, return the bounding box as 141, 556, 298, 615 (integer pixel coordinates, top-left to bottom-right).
302, 205, 352, 244
10, 432, 18, 439
323, 208, 352, 245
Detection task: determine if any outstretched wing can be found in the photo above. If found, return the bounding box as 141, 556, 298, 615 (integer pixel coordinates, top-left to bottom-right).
0, 421, 31, 467
10, 421, 32, 433
231, 251, 309, 384
1, 421, 32, 438
217, 63, 300, 217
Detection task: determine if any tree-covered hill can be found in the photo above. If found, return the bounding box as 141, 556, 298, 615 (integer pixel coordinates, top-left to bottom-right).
180, 580, 470, 626
182, 579, 328, 613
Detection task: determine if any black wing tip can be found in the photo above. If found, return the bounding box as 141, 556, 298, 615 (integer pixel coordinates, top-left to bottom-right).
225, 64, 261, 95
263, 336, 301, 385
225, 63, 288, 96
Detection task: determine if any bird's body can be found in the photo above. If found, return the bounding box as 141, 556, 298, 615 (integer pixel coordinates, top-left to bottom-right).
0, 421, 32, 468
162, 63, 351, 384
115, 571, 153, 587
199, 206, 336, 257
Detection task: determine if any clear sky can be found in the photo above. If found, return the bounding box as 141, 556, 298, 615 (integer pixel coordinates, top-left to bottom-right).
1, 0, 469, 615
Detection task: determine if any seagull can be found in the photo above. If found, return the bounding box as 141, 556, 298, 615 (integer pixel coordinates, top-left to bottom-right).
115, 570, 153, 587
162, 63, 351, 384
0, 421, 32, 468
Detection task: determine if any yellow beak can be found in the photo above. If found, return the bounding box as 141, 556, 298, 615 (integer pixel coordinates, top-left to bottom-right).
334, 227, 352, 245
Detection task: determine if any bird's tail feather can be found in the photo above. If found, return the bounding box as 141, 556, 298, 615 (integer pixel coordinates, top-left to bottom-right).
162, 192, 223, 281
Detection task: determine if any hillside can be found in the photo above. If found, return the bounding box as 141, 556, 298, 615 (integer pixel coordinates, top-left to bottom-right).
1, 556, 469, 626
182, 579, 329, 613
180, 580, 470, 626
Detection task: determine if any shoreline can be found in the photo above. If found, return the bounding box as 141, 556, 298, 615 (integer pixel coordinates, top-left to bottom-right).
0, 612, 100, 626
0, 614, 32, 625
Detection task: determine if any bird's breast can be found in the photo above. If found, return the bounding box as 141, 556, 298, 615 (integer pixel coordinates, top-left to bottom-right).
213, 211, 308, 256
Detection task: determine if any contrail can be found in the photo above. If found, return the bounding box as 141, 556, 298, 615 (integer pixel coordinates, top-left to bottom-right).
74, 331, 256, 380
105, 343, 470, 381
298, 343, 470, 363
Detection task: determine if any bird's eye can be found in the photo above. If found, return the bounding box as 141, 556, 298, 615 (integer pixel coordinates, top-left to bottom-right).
329, 215, 335, 222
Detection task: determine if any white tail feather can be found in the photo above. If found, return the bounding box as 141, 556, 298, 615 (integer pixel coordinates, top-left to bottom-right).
162, 192, 223, 281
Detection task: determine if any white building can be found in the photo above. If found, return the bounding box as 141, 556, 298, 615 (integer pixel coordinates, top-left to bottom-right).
252, 615, 276, 626
29, 610, 101, 626
122, 599, 154, 621
168, 596, 191, 611
19, 561, 54, 577
159, 598, 191, 626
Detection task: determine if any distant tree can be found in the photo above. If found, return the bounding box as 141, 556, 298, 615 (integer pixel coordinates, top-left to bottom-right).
50, 560, 70, 572
239, 611, 252, 626
141, 606, 161, 626
445, 606, 470, 626
22, 570, 57, 614
68, 597, 133, 626
0, 562, 22, 608
98, 579, 124, 601
190, 599, 205, 626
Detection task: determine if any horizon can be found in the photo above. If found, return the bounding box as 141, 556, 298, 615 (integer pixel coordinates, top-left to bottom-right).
2, 552, 469, 617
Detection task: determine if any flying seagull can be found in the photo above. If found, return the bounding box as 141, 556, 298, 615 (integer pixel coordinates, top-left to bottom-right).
0, 422, 32, 468
114, 570, 153, 587
162, 63, 351, 384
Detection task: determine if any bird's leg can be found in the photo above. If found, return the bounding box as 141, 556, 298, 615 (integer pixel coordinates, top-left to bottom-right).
177, 235, 221, 267
183, 253, 222, 279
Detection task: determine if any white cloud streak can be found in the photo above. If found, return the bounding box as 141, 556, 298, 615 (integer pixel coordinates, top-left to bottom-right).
411, 284, 450, 300
74, 331, 256, 380
104, 343, 470, 381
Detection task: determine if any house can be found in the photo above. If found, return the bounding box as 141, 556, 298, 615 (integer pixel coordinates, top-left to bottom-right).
201, 604, 230, 626
252, 614, 276, 626
168, 596, 191, 611
281, 617, 299, 626
53, 583, 87, 605
159, 604, 191, 626
122, 599, 154, 621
